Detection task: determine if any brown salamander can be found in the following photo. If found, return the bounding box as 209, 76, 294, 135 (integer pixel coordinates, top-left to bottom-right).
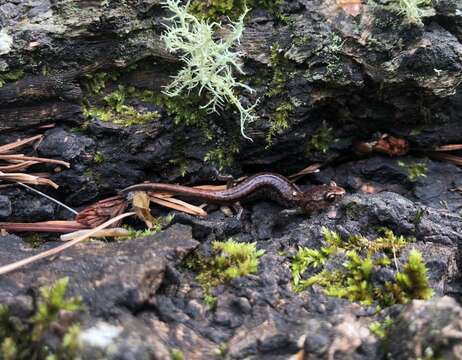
121, 172, 346, 214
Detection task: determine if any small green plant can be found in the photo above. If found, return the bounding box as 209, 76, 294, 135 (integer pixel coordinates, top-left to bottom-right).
398, 161, 427, 181
267, 43, 291, 98
83, 85, 160, 126
119, 215, 174, 240
291, 228, 432, 306
161, 0, 258, 140
170, 349, 184, 360
0, 277, 83, 360
291, 246, 332, 289
81, 72, 118, 95
369, 316, 393, 338
395, 0, 431, 23
93, 151, 104, 164
307, 121, 335, 154
190, 0, 285, 21
266, 100, 293, 146
394, 249, 433, 300
184, 239, 265, 308
0, 69, 24, 88
204, 142, 240, 171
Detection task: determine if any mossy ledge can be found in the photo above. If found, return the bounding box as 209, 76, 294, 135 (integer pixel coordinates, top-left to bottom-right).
183, 239, 265, 308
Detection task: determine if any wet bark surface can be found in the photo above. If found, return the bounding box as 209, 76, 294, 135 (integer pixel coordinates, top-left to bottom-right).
1, 0, 462, 359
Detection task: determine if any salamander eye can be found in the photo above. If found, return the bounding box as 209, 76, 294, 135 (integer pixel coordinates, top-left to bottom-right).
325, 193, 337, 202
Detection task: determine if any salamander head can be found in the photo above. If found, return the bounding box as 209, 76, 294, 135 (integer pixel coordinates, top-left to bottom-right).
296, 181, 346, 213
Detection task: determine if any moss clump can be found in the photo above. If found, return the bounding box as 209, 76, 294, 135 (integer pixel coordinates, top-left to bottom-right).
267, 44, 291, 98
398, 161, 427, 181
83, 85, 160, 126
0, 69, 24, 88
204, 142, 240, 171
266, 100, 293, 146
264, 44, 297, 145
307, 121, 335, 154
388, 249, 434, 301
184, 239, 265, 308
81, 72, 118, 95
170, 349, 184, 360
136, 89, 213, 139
0, 277, 83, 360
291, 227, 432, 306
118, 216, 174, 240
93, 151, 104, 164
190, 0, 284, 22
369, 316, 393, 338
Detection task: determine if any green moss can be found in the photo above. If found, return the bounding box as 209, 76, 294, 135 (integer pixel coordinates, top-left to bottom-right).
291, 228, 432, 306
267, 43, 291, 98
398, 161, 427, 181
264, 44, 297, 145
369, 316, 393, 338
266, 100, 293, 146
83, 85, 160, 126
393, 249, 433, 300
118, 216, 174, 240
81, 72, 118, 95
184, 239, 265, 308
0, 277, 82, 360
0, 69, 24, 88
307, 121, 335, 154
93, 151, 104, 164
190, 0, 284, 21
136, 89, 213, 139
170, 349, 184, 360
204, 142, 240, 171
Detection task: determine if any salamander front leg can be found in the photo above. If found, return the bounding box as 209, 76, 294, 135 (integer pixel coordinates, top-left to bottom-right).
232, 202, 244, 220
211, 169, 237, 189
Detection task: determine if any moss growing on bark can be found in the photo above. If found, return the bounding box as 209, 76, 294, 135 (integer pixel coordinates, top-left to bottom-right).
183, 239, 265, 308
291, 228, 432, 306
0, 69, 24, 88
83, 85, 160, 126
306, 121, 335, 154
190, 0, 285, 21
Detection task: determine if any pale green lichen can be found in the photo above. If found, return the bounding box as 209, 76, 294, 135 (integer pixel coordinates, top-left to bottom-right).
396, 0, 432, 23
161, 0, 258, 140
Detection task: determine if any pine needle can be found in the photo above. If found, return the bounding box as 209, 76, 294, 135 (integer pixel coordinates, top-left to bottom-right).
0, 212, 135, 275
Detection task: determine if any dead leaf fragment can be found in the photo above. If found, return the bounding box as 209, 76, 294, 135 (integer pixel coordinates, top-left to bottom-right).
132, 191, 156, 229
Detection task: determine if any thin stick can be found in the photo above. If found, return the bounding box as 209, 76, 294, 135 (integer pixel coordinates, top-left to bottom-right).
60, 228, 130, 241
0, 135, 43, 154
0, 155, 70, 167
0, 212, 135, 275
17, 182, 78, 215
